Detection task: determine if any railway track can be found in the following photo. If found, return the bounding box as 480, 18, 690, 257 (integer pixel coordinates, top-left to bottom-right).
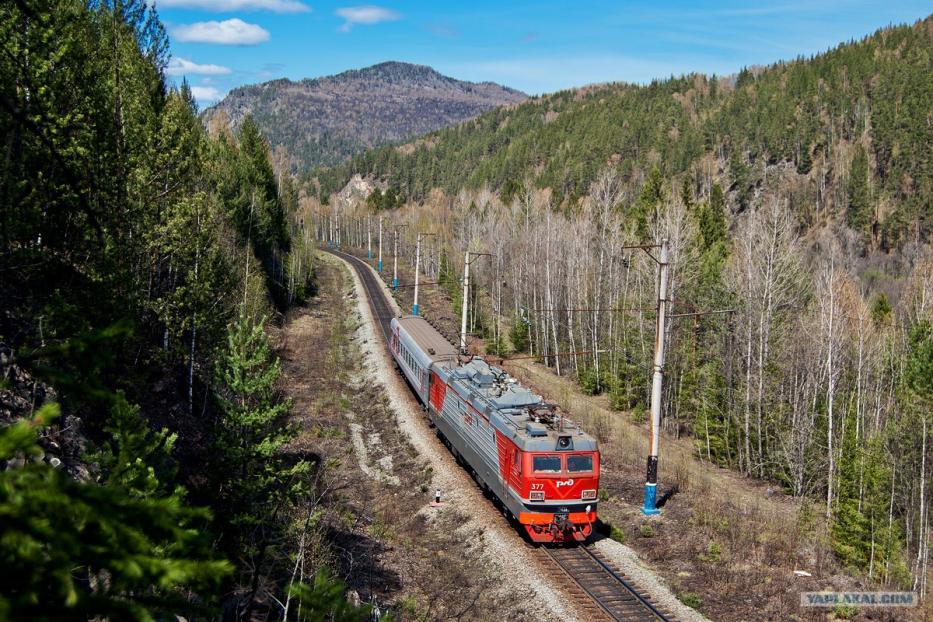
325, 246, 674, 622
326, 248, 396, 341
539, 545, 676, 621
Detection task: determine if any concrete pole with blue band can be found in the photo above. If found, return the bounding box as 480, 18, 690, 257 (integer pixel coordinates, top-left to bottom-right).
393, 224, 412, 291
392, 228, 399, 290
413, 233, 422, 315
412, 232, 435, 314
367, 217, 372, 259
377, 217, 383, 273
642, 237, 669, 516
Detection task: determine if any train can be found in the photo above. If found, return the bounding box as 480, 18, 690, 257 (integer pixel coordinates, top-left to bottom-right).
389, 315, 600, 543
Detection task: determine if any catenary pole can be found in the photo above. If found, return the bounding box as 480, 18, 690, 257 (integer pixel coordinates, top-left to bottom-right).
377, 217, 383, 272
413, 233, 422, 315
392, 225, 407, 290
642, 238, 669, 516
367, 217, 372, 259
460, 251, 470, 352
393, 229, 399, 290
412, 233, 435, 315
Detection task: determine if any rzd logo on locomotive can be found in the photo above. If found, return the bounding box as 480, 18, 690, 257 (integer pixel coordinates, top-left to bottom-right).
555, 479, 575, 488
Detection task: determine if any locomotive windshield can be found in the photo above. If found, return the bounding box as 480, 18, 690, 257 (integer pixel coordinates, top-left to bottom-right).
567, 454, 594, 473
532, 455, 562, 473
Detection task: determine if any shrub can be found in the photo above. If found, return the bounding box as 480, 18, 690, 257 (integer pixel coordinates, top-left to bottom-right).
578, 367, 601, 395
698, 541, 722, 563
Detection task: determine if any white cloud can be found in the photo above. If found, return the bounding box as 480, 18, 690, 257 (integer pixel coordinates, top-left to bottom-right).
190, 86, 223, 102
335, 5, 399, 32
166, 57, 232, 76
172, 19, 270, 45
160, 0, 309, 12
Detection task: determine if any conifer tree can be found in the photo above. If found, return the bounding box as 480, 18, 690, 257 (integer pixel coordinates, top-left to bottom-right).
0, 405, 230, 621
509, 310, 530, 354
214, 312, 306, 525
847, 145, 872, 233
213, 311, 309, 616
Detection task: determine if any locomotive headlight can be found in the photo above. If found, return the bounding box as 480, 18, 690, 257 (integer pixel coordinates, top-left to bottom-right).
557, 435, 572, 450
530, 491, 545, 501
582, 489, 597, 500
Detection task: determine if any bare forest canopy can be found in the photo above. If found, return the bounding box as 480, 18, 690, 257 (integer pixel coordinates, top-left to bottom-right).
319, 16, 932, 253
203, 61, 527, 174
309, 14, 933, 602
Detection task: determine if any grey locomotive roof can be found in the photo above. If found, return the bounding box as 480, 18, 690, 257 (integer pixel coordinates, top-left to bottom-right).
396, 316, 458, 363
448, 358, 598, 452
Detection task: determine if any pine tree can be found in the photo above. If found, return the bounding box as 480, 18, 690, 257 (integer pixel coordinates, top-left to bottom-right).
214, 312, 306, 524
0, 405, 230, 621
631, 167, 664, 240
509, 310, 530, 354
213, 311, 310, 616
699, 182, 728, 251
796, 143, 813, 174
729, 148, 751, 209
680, 177, 694, 211
846, 145, 872, 233
94, 393, 178, 498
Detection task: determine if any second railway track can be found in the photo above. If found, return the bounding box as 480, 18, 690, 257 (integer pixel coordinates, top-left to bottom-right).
325, 246, 675, 622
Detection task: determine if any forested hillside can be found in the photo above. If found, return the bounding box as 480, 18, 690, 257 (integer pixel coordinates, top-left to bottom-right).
0, 0, 358, 619
204, 61, 526, 173
313, 15, 933, 601
322, 17, 932, 251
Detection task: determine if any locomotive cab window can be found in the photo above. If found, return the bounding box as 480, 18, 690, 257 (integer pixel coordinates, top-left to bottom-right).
567, 454, 593, 473
532, 455, 562, 473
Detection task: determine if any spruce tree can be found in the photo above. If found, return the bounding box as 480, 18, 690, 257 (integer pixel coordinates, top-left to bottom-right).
509, 310, 530, 354
213, 311, 309, 616
0, 405, 230, 621
846, 145, 872, 234
214, 312, 306, 527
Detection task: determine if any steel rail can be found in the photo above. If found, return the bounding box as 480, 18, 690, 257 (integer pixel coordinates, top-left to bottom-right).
544, 545, 675, 622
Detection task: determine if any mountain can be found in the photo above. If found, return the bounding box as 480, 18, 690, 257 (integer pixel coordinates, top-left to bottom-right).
321, 17, 932, 251
203, 61, 526, 172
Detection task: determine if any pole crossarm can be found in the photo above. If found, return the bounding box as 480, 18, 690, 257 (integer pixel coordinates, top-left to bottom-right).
668, 309, 735, 318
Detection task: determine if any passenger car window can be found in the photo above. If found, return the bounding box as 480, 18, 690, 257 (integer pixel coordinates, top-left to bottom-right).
532, 455, 562, 473
567, 455, 593, 472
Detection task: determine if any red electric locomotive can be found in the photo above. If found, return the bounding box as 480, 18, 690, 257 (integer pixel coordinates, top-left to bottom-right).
390, 315, 600, 543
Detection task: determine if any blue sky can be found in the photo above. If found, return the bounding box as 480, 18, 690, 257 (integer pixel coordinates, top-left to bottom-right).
158, 1, 932, 106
